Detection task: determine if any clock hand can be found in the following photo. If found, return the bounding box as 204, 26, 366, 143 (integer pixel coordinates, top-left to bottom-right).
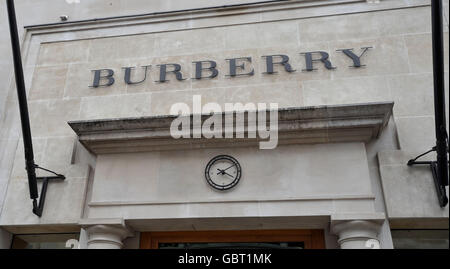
223, 164, 236, 171
224, 172, 234, 178
216, 169, 234, 178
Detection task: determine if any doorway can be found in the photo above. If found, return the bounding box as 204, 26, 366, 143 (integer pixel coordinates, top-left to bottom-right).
140, 229, 325, 249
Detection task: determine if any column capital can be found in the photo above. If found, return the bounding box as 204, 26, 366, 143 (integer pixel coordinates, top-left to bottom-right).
330, 214, 385, 249
80, 218, 134, 249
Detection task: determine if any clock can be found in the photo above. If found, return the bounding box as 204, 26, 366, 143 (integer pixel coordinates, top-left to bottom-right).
205, 155, 242, 191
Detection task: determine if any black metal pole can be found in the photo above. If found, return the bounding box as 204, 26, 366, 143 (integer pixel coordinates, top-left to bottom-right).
431, 0, 449, 191
6, 0, 39, 201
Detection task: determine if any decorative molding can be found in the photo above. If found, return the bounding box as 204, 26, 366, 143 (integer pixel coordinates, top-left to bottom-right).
88, 194, 376, 207
69, 102, 393, 154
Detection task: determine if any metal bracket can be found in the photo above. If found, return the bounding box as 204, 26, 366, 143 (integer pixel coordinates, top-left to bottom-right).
430, 161, 448, 208
32, 165, 65, 217
407, 147, 449, 208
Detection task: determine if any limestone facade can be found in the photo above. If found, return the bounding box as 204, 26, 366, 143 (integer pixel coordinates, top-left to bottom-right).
0, 0, 448, 249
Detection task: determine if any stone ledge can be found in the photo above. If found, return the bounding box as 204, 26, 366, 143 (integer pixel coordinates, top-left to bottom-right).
331, 212, 386, 224
79, 218, 126, 227
68, 102, 393, 154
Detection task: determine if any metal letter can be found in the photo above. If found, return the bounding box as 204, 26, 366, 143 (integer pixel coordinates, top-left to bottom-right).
193, 61, 218, 79
226, 57, 254, 77
301, 51, 336, 71
123, 65, 151, 84
90, 69, 115, 87
158, 64, 185, 82
262, 55, 296, 74
337, 47, 372, 68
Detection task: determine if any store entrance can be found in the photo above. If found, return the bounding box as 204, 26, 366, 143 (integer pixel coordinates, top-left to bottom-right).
140, 230, 325, 249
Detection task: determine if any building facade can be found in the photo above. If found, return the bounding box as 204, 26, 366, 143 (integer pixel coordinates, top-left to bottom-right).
0, 0, 448, 249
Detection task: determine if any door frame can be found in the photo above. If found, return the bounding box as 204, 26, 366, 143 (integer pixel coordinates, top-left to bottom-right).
140, 229, 325, 249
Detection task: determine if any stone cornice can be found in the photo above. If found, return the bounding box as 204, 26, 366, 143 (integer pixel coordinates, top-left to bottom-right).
23, 0, 365, 30
22, 0, 429, 38
68, 102, 393, 154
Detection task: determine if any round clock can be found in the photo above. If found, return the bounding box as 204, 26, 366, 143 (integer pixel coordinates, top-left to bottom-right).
205, 155, 242, 191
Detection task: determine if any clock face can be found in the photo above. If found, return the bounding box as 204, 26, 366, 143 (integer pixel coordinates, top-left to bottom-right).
205, 155, 241, 191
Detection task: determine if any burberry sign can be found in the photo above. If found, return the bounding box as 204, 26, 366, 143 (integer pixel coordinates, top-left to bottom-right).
90, 47, 371, 87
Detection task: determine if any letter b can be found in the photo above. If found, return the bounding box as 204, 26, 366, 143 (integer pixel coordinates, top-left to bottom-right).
90, 69, 115, 87
193, 61, 218, 79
